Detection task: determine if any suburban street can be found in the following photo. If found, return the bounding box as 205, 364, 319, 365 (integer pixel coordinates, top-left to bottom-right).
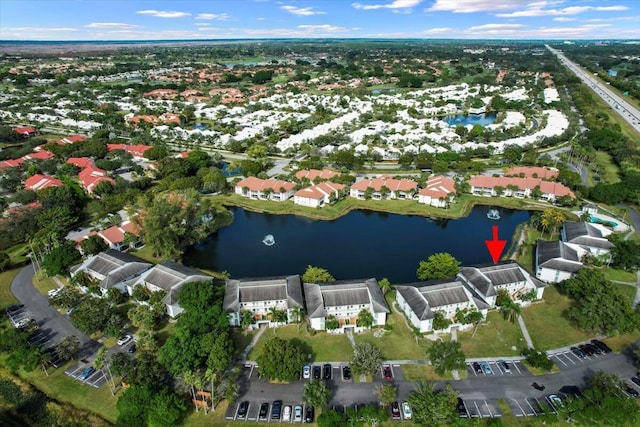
546, 45, 640, 134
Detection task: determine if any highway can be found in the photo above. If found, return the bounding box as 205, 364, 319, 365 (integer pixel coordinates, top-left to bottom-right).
546, 44, 640, 135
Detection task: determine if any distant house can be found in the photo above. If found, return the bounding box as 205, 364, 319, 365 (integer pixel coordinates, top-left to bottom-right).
304, 278, 389, 333
349, 176, 418, 200
79, 165, 115, 193
457, 261, 547, 307
0, 158, 24, 169
223, 275, 304, 328
13, 126, 38, 138
468, 175, 574, 203
295, 168, 339, 183
418, 175, 456, 208
70, 250, 151, 295
396, 279, 489, 333
535, 239, 586, 283
143, 88, 178, 99
24, 174, 62, 191
97, 220, 141, 251
234, 176, 296, 201
23, 149, 55, 161
107, 144, 153, 160
561, 221, 613, 258
128, 261, 212, 318
294, 181, 345, 208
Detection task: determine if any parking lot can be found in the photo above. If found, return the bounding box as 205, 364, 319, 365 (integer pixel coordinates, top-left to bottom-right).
64, 362, 109, 388
548, 348, 612, 368
507, 396, 556, 416
466, 360, 529, 377
6, 304, 32, 328
457, 399, 502, 418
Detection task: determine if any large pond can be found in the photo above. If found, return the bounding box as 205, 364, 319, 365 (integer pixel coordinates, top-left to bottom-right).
183, 206, 530, 283
442, 112, 496, 127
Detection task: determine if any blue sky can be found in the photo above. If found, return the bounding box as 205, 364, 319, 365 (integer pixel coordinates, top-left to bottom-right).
1, 0, 639, 40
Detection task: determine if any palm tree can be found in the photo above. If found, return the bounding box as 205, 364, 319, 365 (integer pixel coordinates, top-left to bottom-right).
291, 307, 305, 329
500, 300, 522, 323
356, 309, 375, 329
378, 278, 391, 295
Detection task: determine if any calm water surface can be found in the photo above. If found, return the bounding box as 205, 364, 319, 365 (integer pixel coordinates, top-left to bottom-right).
183, 206, 529, 283
442, 112, 497, 127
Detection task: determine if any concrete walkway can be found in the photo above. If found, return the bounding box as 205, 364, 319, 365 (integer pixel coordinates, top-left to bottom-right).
345, 328, 356, 350
517, 316, 535, 349
238, 326, 267, 362
450, 327, 460, 380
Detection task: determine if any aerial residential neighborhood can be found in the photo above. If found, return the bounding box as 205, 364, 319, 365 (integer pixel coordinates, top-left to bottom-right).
1, 1, 640, 426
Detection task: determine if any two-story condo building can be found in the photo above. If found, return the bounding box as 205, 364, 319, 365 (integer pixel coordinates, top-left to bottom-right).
70, 250, 151, 295
293, 181, 345, 208
457, 261, 546, 307
561, 221, 613, 259
223, 275, 304, 328
468, 175, 574, 203
417, 175, 456, 208
303, 279, 389, 333
349, 176, 418, 200
535, 239, 586, 283
235, 177, 296, 202
395, 279, 488, 333
295, 168, 339, 183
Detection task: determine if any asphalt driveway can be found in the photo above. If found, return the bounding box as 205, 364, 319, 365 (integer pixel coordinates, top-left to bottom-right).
10, 264, 99, 359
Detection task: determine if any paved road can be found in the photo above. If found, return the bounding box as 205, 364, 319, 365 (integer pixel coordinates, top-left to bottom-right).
10, 264, 99, 359
547, 45, 640, 134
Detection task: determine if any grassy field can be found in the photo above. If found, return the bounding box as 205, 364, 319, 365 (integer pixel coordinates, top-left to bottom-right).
32, 272, 58, 295
600, 267, 638, 283
247, 325, 353, 362
457, 311, 526, 357
615, 282, 638, 303
593, 151, 621, 184
521, 286, 593, 350
0, 269, 20, 307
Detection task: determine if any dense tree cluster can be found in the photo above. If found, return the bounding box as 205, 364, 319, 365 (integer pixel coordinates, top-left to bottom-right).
256, 336, 306, 381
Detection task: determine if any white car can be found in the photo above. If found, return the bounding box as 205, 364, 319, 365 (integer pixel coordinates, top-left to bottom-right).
303, 364, 311, 379
48, 288, 61, 297
117, 334, 132, 346
293, 405, 303, 422
402, 401, 412, 420
14, 318, 33, 328
282, 405, 291, 422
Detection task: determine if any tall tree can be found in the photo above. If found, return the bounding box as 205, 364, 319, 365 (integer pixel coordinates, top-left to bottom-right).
427, 340, 466, 376
374, 383, 397, 407
350, 342, 383, 377
303, 379, 331, 408
302, 265, 335, 283
56, 335, 80, 362
356, 309, 375, 329
408, 381, 459, 427
417, 252, 461, 280
255, 337, 306, 382
378, 277, 391, 295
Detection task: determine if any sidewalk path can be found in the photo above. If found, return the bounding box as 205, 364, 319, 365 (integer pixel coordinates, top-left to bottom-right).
345, 328, 356, 350
450, 327, 460, 380
518, 316, 534, 349
238, 326, 267, 362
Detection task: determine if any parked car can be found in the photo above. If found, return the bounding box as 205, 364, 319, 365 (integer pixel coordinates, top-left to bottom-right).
294, 405, 303, 422
303, 364, 311, 379
304, 405, 314, 422
271, 400, 282, 420
571, 346, 587, 359
632, 377, 640, 388
127, 343, 137, 354
585, 343, 602, 355
479, 361, 493, 375
472, 362, 483, 375
237, 401, 249, 419
79, 366, 95, 380
498, 360, 511, 373
342, 365, 352, 381
579, 344, 594, 356
313, 365, 321, 379
14, 318, 33, 329
547, 394, 563, 409
391, 401, 401, 420
323, 363, 332, 379
117, 334, 132, 346
258, 402, 269, 420
625, 383, 639, 397
402, 401, 412, 420
48, 288, 61, 298
591, 339, 612, 354
383, 365, 393, 380
283, 405, 292, 422
456, 398, 467, 417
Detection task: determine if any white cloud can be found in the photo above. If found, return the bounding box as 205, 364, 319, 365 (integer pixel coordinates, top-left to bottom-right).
421, 27, 455, 34
467, 23, 527, 34
353, 0, 422, 11
256, 17, 265, 21
195, 13, 230, 20
85, 22, 138, 29
5, 26, 79, 32
496, 5, 629, 18
281, 5, 326, 16
297, 24, 350, 32
427, 0, 524, 13
136, 10, 191, 18
553, 17, 576, 22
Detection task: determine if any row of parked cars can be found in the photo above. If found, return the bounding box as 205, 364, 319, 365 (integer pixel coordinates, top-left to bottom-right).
570, 339, 612, 359
302, 363, 352, 381
471, 360, 511, 375
236, 400, 314, 422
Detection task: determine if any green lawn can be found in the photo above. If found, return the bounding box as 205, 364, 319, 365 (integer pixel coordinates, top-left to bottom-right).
32, 272, 58, 295
247, 325, 353, 362
521, 285, 593, 350
0, 269, 20, 307
601, 267, 638, 283
615, 282, 638, 303
401, 364, 466, 381
457, 311, 525, 357
594, 151, 621, 184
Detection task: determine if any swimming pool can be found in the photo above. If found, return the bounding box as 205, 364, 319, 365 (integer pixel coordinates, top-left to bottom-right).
589, 216, 618, 227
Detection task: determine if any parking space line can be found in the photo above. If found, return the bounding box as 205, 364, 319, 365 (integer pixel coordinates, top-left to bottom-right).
484, 401, 493, 417
512, 362, 522, 374
561, 352, 577, 364
510, 399, 525, 417
552, 354, 567, 366
524, 399, 537, 416
493, 362, 503, 374
473, 401, 481, 418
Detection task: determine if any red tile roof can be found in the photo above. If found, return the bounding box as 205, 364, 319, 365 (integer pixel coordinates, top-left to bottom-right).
13, 126, 37, 135
120, 221, 141, 237
351, 176, 418, 193
468, 175, 574, 198
0, 158, 24, 169
419, 175, 456, 198
294, 181, 344, 200
79, 166, 114, 192
24, 174, 63, 191
295, 169, 339, 182
107, 144, 153, 158
504, 166, 558, 180
67, 157, 94, 169
236, 176, 296, 193
58, 135, 87, 145
99, 226, 124, 245
23, 149, 54, 161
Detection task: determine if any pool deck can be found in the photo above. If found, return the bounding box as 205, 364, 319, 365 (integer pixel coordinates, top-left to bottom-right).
571, 211, 629, 232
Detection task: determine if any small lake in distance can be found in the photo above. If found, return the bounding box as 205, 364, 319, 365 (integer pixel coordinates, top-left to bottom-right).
442, 112, 496, 127
183, 206, 530, 283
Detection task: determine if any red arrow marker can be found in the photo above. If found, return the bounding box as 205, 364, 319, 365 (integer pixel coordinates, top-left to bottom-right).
485, 225, 507, 265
